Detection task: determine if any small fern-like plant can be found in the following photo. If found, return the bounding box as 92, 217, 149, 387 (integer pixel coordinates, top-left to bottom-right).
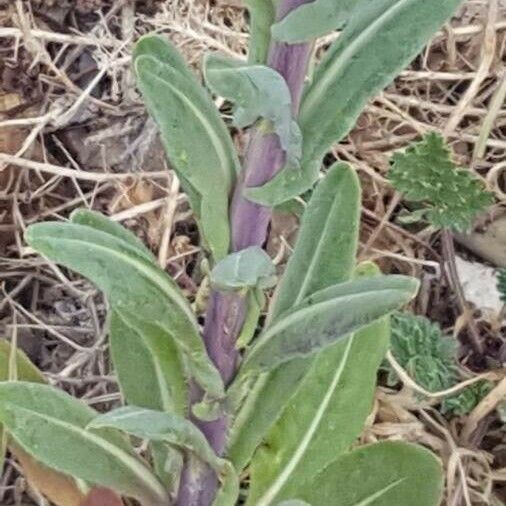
387, 312, 492, 416
389, 132, 493, 232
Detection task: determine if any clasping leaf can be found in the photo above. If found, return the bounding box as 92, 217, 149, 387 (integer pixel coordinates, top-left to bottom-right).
210, 246, 276, 292
89, 407, 239, 506
204, 54, 302, 167
271, 0, 359, 43
25, 213, 224, 402
241, 275, 418, 374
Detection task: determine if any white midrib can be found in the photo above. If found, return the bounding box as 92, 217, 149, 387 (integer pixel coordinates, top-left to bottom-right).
148, 68, 235, 190
246, 289, 381, 370
46, 237, 225, 395
50, 236, 196, 326
353, 478, 405, 506
9, 405, 168, 504
255, 335, 355, 506
300, 0, 409, 118
293, 184, 346, 306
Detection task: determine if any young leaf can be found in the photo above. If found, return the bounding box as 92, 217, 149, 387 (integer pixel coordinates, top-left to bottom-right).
210, 246, 276, 291
204, 54, 302, 167
241, 275, 418, 373
389, 133, 493, 232
246, 263, 390, 504
0, 382, 168, 506
245, 0, 276, 64
228, 165, 360, 469
246, 0, 462, 206
134, 38, 240, 259
271, 163, 360, 319
25, 221, 224, 401
293, 441, 443, 506
271, 0, 358, 43
89, 407, 239, 506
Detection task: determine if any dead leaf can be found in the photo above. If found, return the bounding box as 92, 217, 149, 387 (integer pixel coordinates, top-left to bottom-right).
10, 444, 85, 506
80, 487, 124, 506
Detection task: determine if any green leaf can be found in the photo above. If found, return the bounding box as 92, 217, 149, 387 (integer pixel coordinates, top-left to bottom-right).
389, 133, 493, 232
89, 407, 221, 472
68, 209, 185, 488
210, 246, 276, 291
271, 0, 358, 43
228, 166, 360, 469
89, 407, 239, 506
246, 263, 390, 504
0, 382, 168, 506
300, 0, 462, 161
271, 163, 359, 319
245, 0, 275, 64
241, 275, 418, 373
134, 34, 196, 80
386, 312, 458, 392
236, 289, 265, 349
204, 54, 302, 167
294, 441, 443, 506
134, 37, 240, 259
246, 0, 462, 206
25, 221, 224, 400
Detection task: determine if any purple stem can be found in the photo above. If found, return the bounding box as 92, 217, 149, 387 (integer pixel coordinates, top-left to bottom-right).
176, 1, 313, 504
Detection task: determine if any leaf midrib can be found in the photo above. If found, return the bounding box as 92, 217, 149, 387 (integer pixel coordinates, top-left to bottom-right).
255, 336, 355, 506
38, 234, 196, 327
300, 0, 409, 119
3, 404, 167, 503
247, 287, 406, 368
140, 63, 235, 189
352, 478, 405, 505
292, 182, 349, 308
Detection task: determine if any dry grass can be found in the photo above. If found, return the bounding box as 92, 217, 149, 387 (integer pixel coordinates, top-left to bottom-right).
0, 0, 505, 504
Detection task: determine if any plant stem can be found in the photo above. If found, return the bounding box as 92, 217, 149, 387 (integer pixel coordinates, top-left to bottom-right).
176, 1, 313, 505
